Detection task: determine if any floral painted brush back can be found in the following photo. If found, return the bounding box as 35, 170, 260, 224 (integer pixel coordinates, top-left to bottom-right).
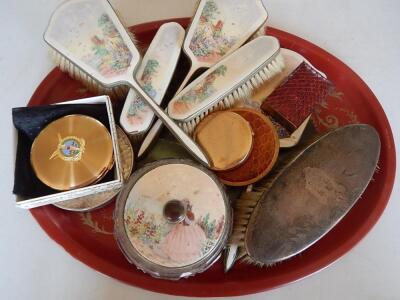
44, 0, 140, 84
184, 0, 268, 66
120, 23, 185, 135
169, 36, 281, 123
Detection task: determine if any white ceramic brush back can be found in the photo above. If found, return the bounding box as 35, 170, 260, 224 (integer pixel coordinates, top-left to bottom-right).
168, 36, 281, 122
120, 23, 185, 135
44, 0, 140, 87
184, 0, 268, 68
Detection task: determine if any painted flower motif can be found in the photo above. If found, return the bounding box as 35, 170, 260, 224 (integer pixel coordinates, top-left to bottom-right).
124, 199, 224, 264
172, 65, 227, 114
127, 95, 151, 125
140, 59, 159, 98
189, 0, 236, 63
83, 14, 132, 77
126, 59, 159, 125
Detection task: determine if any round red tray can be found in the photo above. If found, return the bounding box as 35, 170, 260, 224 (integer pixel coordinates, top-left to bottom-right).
28, 18, 395, 297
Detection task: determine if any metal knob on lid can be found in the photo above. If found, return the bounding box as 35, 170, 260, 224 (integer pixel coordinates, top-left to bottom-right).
114, 159, 232, 280
163, 200, 186, 224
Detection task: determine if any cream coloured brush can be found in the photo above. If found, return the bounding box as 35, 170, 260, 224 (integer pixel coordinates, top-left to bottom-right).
168, 36, 284, 135
119, 22, 185, 144
44, 0, 210, 167
137, 36, 284, 158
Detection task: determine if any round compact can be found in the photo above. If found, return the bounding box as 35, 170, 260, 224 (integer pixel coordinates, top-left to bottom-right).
114, 159, 232, 280
31, 114, 114, 191
53, 126, 134, 212
215, 108, 280, 186
194, 111, 253, 171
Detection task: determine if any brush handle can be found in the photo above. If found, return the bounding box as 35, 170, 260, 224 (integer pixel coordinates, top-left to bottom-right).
175, 64, 198, 95
138, 117, 163, 158
137, 65, 199, 158
129, 79, 210, 167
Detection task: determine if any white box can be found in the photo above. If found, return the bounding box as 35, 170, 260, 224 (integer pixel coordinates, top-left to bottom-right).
14, 95, 123, 209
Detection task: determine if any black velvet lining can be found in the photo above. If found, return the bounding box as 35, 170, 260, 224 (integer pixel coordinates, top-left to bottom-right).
12, 103, 115, 198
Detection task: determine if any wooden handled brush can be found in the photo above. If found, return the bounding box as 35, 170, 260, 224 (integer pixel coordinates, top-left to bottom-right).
44, 0, 210, 167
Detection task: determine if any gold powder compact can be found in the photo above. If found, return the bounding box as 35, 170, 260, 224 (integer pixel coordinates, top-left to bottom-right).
194, 111, 253, 171
53, 126, 133, 212
30, 114, 114, 191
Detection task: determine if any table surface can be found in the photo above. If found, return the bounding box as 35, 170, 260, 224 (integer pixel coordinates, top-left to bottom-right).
1, 0, 399, 299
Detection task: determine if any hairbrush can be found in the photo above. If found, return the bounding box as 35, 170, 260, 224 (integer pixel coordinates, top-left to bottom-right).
137, 0, 269, 157
44, 0, 210, 167
176, 0, 268, 94
224, 124, 380, 271
168, 36, 284, 135
119, 22, 185, 144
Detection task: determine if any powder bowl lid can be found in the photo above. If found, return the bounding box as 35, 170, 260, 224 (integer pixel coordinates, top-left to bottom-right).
114, 159, 232, 280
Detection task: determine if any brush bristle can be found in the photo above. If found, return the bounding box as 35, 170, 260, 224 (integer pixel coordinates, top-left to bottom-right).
48, 22, 138, 101
113, 7, 138, 46
179, 51, 285, 135
49, 48, 129, 100
127, 30, 138, 46
241, 255, 280, 267
229, 190, 262, 246
229, 168, 280, 247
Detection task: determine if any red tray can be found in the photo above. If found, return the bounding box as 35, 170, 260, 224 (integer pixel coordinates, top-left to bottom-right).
28, 18, 395, 297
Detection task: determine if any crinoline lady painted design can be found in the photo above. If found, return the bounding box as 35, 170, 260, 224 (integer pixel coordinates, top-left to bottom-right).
172, 65, 227, 115
83, 13, 132, 77
189, 0, 236, 63
127, 59, 159, 125
124, 199, 225, 266
160, 200, 207, 263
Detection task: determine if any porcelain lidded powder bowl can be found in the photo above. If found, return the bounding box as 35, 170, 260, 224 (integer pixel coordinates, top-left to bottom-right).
114, 159, 232, 280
